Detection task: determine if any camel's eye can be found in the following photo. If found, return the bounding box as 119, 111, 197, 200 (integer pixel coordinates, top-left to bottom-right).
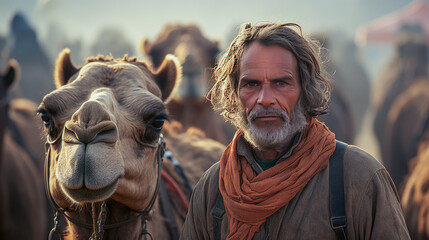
148, 113, 168, 131
144, 113, 168, 142
38, 110, 52, 127
151, 118, 165, 131
37, 109, 59, 140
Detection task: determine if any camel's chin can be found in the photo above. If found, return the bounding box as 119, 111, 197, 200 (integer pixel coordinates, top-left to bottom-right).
61, 179, 119, 203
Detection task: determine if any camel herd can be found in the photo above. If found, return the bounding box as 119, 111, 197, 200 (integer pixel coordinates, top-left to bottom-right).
1, 23, 429, 239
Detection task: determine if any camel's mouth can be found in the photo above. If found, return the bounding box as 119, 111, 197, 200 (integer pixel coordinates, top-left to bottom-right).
60, 178, 120, 203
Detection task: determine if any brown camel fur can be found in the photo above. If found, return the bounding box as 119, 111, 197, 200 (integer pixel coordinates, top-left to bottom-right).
372, 33, 429, 164
401, 134, 429, 240
1, 59, 47, 240
162, 120, 225, 186
141, 24, 236, 145
7, 98, 59, 234
383, 78, 429, 189
40, 49, 224, 239
7, 98, 45, 170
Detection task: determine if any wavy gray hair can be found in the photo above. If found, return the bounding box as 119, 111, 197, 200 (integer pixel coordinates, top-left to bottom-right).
208, 22, 331, 126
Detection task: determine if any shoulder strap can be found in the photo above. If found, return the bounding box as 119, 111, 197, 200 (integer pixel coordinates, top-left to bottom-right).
212, 140, 349, 240
213, 193, 225, 240
330, 140, 348, 240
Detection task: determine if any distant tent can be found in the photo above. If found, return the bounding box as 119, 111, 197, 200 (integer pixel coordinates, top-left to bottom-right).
356, 0, 429, 45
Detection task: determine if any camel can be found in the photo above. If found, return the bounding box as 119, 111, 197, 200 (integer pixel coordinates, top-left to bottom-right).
7, 89, 59, 235
1, 59, 47, 240
317, 86, 355, 143
332, 35, 370, 133
382, 78, 429, 189
372, 30, 429, 164
7, 98, 45, 170
40, 49, 225, 239
0, 60, 16, 157
141, 24, 236, 145
311, 32, 356, 143
161, 120, 225, 186
401, 118, 429, 239
395, 83, 429, 240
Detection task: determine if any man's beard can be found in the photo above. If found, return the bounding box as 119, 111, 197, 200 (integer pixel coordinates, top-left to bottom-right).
235, 101, 307, 151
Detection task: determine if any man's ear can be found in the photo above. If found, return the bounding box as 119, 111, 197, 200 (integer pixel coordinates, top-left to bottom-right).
54, 48, 79, 88
2, 59, 20, 92
152, 54, 182, 102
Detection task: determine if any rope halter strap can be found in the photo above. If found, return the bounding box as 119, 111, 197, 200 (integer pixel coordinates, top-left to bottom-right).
45, 134, 166, 239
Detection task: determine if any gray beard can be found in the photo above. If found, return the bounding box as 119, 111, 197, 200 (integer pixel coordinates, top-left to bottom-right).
235, 101, 307, 151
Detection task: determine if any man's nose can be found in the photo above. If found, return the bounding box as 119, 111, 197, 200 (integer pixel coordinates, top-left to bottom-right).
257, 84, 276, 106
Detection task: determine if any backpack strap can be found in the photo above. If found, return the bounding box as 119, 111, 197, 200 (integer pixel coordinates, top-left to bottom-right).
329, 140, 348, 240
213, 193, 225, 240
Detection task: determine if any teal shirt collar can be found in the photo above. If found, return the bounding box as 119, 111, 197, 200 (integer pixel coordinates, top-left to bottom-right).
237, 132, 303, 173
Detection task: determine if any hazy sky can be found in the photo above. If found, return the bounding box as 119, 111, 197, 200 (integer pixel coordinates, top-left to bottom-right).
0, 0, 421, 78
0, 0, 414, 49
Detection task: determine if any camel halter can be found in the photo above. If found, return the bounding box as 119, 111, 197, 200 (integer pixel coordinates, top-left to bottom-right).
45, 133, 166, 240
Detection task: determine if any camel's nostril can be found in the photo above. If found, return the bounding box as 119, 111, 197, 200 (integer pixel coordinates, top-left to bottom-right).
90, 127, 118, 144
65, 100, 118, 144
64, 121, 118, 144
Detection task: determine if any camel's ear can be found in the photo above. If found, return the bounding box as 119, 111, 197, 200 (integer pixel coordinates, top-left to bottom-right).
140, 37, 152, 56
54, 48, 79, 88
153, 54, 181, 102
2, 59, 20, 92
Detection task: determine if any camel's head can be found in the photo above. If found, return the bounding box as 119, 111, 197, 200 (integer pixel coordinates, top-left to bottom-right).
141, 24, 219, 101
38, 49, 180, 211
0, 59, 19, 154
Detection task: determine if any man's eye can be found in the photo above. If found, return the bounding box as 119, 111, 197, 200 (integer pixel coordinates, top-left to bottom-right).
274, 80, 287, 86
246, 82, 259, 87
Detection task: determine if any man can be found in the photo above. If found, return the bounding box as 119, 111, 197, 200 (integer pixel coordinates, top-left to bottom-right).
180, 23, 410, 240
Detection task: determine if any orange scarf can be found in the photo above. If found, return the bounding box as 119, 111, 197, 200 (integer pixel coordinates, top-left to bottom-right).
219, 117, 336, 240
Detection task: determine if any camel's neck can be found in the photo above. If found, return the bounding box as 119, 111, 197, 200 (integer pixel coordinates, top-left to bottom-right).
0, 103, 8, 160
63, 202, 144, 240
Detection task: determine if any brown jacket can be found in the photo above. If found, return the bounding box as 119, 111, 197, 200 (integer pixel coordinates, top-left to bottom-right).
180, 145, 410, 240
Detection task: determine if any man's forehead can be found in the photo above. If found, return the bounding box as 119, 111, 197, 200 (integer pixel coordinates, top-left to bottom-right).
239, 42, 298, 80
241, 43, 296, 66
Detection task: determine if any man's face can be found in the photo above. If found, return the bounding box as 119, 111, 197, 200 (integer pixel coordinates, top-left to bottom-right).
237, 42, 306, 149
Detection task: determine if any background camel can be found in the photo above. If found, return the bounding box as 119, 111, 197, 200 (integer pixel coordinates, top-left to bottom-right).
141, 24, 236, 145
382, 78, 429, 189
372, 26, 429, 167
400, 81, 429, 239
401, 134, 429, 240
7, 98, 45, 171
41, 49, 224, 239
0, 59, 47, 240
311, 32, 357, 144
161, 120, 225, 186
